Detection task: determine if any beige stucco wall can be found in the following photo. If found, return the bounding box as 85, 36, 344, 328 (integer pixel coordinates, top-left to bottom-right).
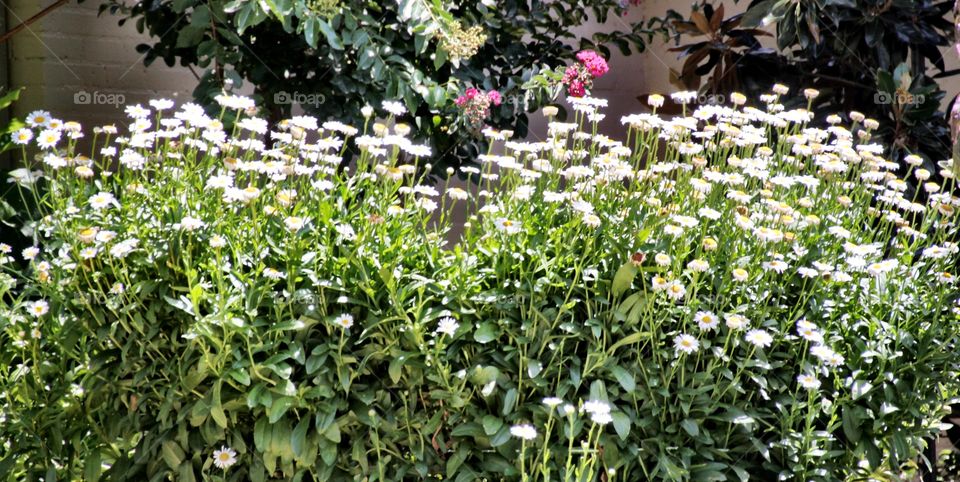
5, 0, 196, 127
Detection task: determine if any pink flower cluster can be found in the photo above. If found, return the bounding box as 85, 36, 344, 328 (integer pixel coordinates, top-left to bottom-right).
576, 50, 610, 78
562, 50, 609, 98
456, 88, 502, 131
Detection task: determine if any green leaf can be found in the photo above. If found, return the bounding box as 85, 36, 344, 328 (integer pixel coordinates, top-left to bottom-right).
606, 332, 649, 354
474, 323, 497, 344
303, 16, 319, 48
269, 397, 294, 423
178, 461, 197, 482
482, 415, 503, 436
741, 0, 776, 27
680, 419, 699, 437
161, 440, 184, 470
501, 388, 518, 416
609, 365, 636, 392
388, 356, 405, 383
842, 407, 863, 443
611, 411, 631, 440
83, 450, 101, 481
317, 19, 343, 49
171, 0, 196, 12
211, 383, 228, 428
612, 262, 638, 297
0, 87, 23, 109
175, 25, 206, 48
291, 417, 310, 457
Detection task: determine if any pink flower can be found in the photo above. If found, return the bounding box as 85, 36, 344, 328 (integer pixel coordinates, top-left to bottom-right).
567, 79, 586, 98
576, 50, 609, 78
455, 95, 468, 107
464, 87, 480, 99
575, 50, 599, 64
487, 90, 502, 106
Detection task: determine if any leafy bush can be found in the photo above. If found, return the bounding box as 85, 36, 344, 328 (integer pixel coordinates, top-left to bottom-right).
101, 0, 667, 167
0, 87, 32, 258
2, 89, 960, 480
665, 0, 954, 170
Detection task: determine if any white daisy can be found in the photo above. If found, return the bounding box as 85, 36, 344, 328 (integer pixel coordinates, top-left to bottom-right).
509, 424, 537, 440
494, 218, 522, 235
695, 311, 719, 331
212, 446, 237, 469
88, 192, 118, 210
36, 129, 61, 149
382, 100, 407, 117
12, 128, 33, 145
674, 334, 699, 355
797, 373, 821, 390
333, 313, 354, 329
29, 300, 49, 317
435, 316, 459, 336
26, 110, 52, 127
744, 329, 773, 348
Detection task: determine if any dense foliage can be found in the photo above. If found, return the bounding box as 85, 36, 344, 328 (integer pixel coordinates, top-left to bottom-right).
2, 89, 960, 480
100, 0, 667, 168
666, 0, 955, 171
0, 87, 30, 253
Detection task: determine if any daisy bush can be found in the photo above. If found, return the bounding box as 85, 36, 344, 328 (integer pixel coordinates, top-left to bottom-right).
2, 87, 960, 481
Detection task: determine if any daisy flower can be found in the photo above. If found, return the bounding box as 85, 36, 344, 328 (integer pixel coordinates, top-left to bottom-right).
590, 412, 613, 425
435, 316, 459, 336
797, 326, 824, 344
179, 216, 206, 231
382, 100, 406, 117
509, 424, 537, 440
582, 213, 601, 228
687, 259, 710, 273
36, 129, 61, 149
494, 218, 522, 235
665, 281, 686, 301
797, 373, 821, 390
210, 235, 227, 248
88, 192, 118, 210
762, 260, 788, 273
583, 400, 611, 415
29, 300, 49, 317
654, 253, 670, 266
333, 313, 354, 329
651, 275, 668, 291
26, 110, 52, 127
542, 397, 563, 408
212, 446, 237, 469
12, 128, 33, 145
695, 311, 719, 331
447, 187, 469, 201
744, 329, 773, 348
674, 334, 699, 355
21, 247, 40, 261
284, 216, 307, 232
724, 313, 749, 330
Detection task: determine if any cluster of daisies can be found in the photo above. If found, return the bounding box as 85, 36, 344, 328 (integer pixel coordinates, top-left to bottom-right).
3, 85, 959, 475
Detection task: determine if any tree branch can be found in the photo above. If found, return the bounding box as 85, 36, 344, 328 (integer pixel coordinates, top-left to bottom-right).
0, 0, 71, 44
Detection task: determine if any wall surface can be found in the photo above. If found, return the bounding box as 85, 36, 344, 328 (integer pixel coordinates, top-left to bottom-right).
5, 0, 196, 127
